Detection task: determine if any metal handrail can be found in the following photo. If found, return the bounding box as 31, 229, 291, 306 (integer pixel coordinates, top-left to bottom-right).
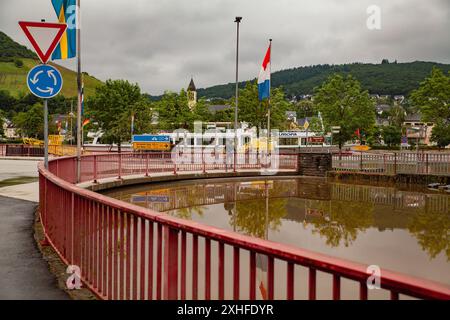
38, 154, 450, 300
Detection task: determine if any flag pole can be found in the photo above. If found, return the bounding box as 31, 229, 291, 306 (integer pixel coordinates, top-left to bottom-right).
76, 0, 82, 182
267, 39, 272, 157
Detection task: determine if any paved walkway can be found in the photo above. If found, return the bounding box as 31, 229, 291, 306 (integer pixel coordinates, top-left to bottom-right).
0, 159, 67, 299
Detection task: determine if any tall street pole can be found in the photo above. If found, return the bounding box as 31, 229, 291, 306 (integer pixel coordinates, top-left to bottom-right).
76, 0, 82, 182
234, 16, 242, 172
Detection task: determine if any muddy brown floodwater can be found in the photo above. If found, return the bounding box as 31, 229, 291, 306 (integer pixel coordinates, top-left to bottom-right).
103, 176, 450, 299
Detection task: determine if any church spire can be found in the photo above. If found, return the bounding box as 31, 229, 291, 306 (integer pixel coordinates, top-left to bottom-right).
187, 77, 197, 110
188, 77, 196, 92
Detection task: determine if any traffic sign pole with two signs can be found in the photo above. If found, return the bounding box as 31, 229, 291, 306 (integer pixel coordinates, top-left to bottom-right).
19, 20, 67, 168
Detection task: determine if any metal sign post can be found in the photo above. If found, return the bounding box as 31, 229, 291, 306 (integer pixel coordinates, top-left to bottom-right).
43, 99, 49, 168
19, 20, 66, 168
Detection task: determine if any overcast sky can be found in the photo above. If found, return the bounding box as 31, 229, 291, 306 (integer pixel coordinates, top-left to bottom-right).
1, 0, 449, 95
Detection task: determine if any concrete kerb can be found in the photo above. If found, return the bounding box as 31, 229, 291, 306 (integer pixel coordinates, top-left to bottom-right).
78, 169, 300, 192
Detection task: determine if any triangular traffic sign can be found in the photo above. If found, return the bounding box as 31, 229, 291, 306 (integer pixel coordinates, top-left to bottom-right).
18, 21, 67, 64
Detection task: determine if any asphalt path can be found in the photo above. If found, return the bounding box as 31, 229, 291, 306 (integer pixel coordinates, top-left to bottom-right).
0, 158, 67, 299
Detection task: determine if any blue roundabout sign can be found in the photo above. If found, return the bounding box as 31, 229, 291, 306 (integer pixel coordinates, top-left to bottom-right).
27, 64, 63, 99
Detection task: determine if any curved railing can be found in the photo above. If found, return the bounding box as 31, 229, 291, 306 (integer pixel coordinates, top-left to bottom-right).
38, 153, 450, 300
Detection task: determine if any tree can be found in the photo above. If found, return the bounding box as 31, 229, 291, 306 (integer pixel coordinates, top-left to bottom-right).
410, 67, 450, 148
294, 99, 315, 118
0, 90, 16, 115
314, 74, 375, 151
231, 81, 290, 132
430, 123, 450, 148
192, 98, 212, 123
382, 125, 402, 147
13, 103, 45, 138
0, 109, 4, 137
366, 125, 381, 146
388, 103, 406, 127
155, 90, 194, 130
410, 67, 450, 124
87, 79, 150, 151
211, 108, 233, 123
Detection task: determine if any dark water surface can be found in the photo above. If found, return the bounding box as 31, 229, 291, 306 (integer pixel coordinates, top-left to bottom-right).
103, 177, 450, 291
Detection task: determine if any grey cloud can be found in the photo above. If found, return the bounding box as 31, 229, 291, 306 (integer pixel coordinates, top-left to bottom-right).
1, 0, 449, 95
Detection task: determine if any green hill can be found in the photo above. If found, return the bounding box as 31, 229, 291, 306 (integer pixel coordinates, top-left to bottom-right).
197, 61, 450, 99
0, 31, 102, 98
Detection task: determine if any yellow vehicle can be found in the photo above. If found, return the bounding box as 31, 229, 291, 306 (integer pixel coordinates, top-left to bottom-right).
23, 138, 44, 146
351, 145, 371, 151
240, 137, 275, 153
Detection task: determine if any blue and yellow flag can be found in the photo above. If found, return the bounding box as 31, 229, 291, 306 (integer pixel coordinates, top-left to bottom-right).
51, 0, 77, 60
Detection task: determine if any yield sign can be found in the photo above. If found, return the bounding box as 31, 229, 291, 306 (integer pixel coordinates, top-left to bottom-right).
18, 21, 67, 64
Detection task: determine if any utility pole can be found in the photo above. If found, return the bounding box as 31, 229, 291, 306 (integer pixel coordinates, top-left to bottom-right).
234, 17, 242, 172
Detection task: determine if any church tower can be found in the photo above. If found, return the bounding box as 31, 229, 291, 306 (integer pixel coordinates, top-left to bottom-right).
187, 77, 197, 110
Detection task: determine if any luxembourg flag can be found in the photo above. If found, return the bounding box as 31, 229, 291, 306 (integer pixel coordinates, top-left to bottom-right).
258, 42, 271, 101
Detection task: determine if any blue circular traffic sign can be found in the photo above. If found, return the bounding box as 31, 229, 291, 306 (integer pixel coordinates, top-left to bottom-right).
27, 64, 63, 99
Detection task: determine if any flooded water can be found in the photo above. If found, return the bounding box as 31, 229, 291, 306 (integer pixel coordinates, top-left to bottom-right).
103, 176, 450, 294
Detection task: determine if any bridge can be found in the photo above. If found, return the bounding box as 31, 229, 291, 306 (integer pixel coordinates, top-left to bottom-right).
37, 152, 450, 300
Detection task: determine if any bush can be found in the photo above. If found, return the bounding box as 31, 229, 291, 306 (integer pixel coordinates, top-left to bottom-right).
14, 59, 23, 68
0, 56, 14, 62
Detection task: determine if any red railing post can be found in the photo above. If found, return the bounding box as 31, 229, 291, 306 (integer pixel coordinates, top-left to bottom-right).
233, 247, 240, 299
309, 267, 316, 300
93, 155, 97, 183
359, 151, 363, 172
394, 152, 397, 175
218, 242, 225, 300
145, 153, 149, 177
333, 274, 341, 300
163, 226, 178, 300
202, 150, 206, 174
118, 153, 122, 179
287, 262, 294, 300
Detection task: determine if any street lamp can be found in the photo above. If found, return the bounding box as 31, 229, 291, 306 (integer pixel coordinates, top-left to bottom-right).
234, 16, 242, 172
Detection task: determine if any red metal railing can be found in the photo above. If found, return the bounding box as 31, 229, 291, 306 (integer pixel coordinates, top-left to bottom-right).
332, 152, 450, 175
38, 153, 450, 300
0, 144, 45, 157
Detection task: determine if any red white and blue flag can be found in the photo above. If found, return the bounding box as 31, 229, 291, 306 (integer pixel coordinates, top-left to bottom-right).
258, 43, 271, 101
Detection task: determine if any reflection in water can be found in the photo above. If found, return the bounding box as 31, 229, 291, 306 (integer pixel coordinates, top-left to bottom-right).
104, 177, 450, 285
409, 209, 450, 260
308, 200, 374, 247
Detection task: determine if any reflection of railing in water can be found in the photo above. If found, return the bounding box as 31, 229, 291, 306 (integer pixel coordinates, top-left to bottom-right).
131, 180, 448, 214
331, 184, 449, 213
39, 154, 450, 300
